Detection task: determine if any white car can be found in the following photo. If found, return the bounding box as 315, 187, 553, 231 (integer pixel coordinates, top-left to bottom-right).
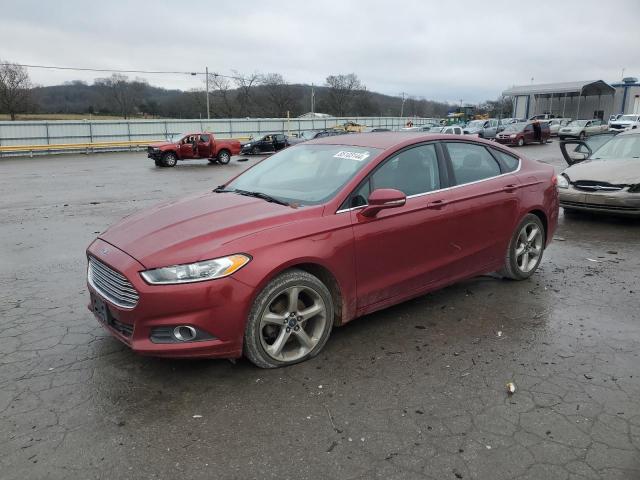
609, 114, 640, 132
558, 119, 608, 140
547, 118, 571, 136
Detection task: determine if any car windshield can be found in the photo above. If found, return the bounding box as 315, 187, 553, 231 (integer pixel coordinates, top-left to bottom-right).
226, 144, 380, 205
591, 134, 640, 160
466, 120, 484, 128
620, 115, 639, 122
169, 133, 190, 142
567, 120, 589, 127
503, 123, 526, 132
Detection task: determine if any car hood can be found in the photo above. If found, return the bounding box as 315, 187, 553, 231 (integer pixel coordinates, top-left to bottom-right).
565, 159, 640, 184
149, 142, 177, 149
99, 191, 313, 268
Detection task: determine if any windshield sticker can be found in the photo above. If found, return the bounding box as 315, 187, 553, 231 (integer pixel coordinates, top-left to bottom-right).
333, 151, 370, 161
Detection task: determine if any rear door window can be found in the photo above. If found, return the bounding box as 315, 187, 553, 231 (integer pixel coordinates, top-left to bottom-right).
490, 148, 520, 172
445, 142, 502, 185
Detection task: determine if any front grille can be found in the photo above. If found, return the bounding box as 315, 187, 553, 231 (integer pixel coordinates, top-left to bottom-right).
561, 200, 639, 212
572, 180, 625, 192
88, 257, 139, 309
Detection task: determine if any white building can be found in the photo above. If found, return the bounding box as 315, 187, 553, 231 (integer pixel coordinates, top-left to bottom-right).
503, 77, 640, 120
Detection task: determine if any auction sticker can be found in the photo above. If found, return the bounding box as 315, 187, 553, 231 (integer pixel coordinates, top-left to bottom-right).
333, 151, 370, 161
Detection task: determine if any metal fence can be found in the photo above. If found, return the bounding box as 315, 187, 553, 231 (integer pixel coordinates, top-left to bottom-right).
0, 117, 430, 155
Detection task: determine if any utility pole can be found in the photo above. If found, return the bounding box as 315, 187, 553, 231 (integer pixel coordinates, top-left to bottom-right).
311, 83, 315, 113
400, 92, 406, 117
205, 66, 210, 120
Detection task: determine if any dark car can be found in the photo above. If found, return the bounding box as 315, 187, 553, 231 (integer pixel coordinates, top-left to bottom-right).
241, 134, 290, 154
87, 132, 558, 368
495, 122, 551, 147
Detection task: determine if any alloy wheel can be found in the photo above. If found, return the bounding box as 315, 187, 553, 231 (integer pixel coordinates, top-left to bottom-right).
259, 285, 327, 362
515, 222, 543, 273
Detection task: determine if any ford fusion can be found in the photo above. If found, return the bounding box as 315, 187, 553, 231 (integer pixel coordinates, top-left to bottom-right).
87, 133, 558, 368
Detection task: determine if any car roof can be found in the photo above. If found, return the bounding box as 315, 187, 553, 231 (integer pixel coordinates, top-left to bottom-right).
303, 131, 509, 151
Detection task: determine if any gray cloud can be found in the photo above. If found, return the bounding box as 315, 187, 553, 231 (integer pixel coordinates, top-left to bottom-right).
1, 0, 638, 103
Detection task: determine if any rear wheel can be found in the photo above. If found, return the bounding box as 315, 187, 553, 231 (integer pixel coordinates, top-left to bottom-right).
244, 269, 334, 368
161, 152, 177, 167
217, 149, 231, 165
500, 214, 545, 280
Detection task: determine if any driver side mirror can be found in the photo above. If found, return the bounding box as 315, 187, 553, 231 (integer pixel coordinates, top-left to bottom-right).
360, 189, 406, 218
559, 140, 592, 166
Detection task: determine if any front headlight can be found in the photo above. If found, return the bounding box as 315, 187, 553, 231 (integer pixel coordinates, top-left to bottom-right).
140, 254, 251, 284
244, 143, 251, 148
557, 174, 569, 189
510, 134, 517, 138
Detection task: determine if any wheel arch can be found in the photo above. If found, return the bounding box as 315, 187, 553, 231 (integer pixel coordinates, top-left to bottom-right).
250, 259, 346, 327
528, 209, 548, 246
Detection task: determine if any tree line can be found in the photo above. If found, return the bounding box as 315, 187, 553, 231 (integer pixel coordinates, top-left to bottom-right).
0, 60, 511, 120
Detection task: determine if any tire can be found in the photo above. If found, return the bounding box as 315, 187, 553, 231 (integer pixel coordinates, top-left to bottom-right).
217, 149, 231, 165
161, 152, 177, 167
517, 137, 524, 147
251, 146, 261, 155
244, 269, 334, 368
559, 136, 565, 141
579, 131, 586, 140
499, 214, 545, 280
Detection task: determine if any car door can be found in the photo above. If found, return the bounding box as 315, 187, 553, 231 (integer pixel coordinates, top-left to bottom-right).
274, 134, 287, 150
179, 135, 195, 159
197, 134, 211, 158
440, 142, 521, 277
348, 143, 461, 308
523, 124, 534, 142
486, 120, 498, 138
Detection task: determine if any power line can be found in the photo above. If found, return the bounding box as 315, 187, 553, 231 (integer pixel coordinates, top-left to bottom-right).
0, 62, 244, 81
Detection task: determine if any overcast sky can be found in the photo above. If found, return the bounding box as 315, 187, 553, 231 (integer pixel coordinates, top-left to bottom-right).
1, 0, 638, 103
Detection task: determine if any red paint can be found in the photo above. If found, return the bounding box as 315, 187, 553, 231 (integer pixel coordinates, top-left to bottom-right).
87, 133, 558, 359
148, 132, 241, 162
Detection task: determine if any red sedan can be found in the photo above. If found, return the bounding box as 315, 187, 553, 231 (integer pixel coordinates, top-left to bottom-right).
87, 133, 559, 368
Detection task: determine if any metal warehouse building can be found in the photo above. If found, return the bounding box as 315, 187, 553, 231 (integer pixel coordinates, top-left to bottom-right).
503, 77, 640, 120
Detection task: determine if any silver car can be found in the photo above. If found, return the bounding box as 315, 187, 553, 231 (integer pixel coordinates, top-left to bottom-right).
558, 119, 608, 140
557, 130, 640, 216
547, 118, 571, 136
463, 118, 499, 139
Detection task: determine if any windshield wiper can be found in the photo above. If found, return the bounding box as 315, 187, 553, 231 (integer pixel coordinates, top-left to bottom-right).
234, 189, 290, 206
213, 185, 233, 193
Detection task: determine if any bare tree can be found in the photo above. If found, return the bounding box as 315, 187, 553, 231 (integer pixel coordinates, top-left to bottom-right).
232, 70, 260, 117
0, 60, 33, 120
259, 73, 297, 117
324, 74, 364, 117
94, 74, 146, 119
207, 73, 236, 117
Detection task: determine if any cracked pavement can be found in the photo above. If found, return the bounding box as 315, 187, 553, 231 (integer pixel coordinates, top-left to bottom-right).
1, 144, 639, 479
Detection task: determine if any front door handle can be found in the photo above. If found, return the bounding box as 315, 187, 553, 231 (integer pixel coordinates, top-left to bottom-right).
427, 199, 448, 209
502, 184, 519, 193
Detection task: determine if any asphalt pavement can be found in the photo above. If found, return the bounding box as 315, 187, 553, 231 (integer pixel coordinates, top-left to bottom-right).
1, 141, 639, 479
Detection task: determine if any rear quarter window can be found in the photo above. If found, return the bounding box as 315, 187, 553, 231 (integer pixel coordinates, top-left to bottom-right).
491, 148, 520, 172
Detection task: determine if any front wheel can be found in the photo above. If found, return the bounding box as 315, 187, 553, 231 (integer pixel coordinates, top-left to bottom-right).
579, 131, 586, 140
161, 152, 177, 167
499, 214, 545, 280
244, 269, 334, 368
517, 137, 525, 147
217, 149, 231, 165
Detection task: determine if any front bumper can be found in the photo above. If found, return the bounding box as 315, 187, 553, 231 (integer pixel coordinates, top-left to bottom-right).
495, 137, 518, 145
86, 238, 254, 358
147, 149, 163, 160
559, 188, 640, 217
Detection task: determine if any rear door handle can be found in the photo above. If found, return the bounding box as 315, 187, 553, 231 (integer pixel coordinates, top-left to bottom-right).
502, 184, 519, 193
427, 199, 448, 209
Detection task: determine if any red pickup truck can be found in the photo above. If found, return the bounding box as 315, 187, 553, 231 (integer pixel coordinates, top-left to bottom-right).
148, 132, 242, 167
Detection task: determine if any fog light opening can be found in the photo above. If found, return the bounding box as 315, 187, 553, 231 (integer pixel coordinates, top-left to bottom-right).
173, 325, 197, 342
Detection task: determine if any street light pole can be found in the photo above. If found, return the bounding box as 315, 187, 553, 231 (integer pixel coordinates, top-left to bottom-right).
205, 66, 210, 120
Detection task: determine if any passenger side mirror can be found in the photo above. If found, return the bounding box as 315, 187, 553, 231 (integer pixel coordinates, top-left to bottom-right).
559, 140, 592, 165
360, 189, 406, 218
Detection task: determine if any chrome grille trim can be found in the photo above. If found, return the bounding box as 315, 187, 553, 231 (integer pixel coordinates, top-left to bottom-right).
88, 257, 139, 309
